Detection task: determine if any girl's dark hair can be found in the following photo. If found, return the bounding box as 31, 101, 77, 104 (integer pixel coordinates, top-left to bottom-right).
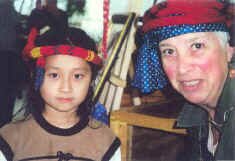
26, 27, 101, 119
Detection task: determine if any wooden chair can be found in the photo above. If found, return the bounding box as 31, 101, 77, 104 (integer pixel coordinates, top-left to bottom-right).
110, 99, 187, 161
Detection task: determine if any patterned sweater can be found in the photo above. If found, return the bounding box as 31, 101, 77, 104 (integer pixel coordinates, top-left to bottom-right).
0, 112, 120, 161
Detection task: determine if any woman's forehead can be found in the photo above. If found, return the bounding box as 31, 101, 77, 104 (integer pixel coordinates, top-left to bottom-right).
159, 32, 216, 45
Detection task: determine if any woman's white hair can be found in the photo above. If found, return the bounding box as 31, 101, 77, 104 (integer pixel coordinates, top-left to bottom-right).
214, 32, 230, 49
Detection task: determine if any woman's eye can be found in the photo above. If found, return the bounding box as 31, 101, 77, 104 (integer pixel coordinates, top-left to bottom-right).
191, 43, 204, 50
48, 73, 59, 79
161, 49, 175, 56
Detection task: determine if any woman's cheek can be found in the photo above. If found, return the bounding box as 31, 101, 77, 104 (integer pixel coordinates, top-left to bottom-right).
163, 64, 175, 79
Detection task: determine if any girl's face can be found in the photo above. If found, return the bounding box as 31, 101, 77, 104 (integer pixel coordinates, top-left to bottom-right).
40, 55, 92, 114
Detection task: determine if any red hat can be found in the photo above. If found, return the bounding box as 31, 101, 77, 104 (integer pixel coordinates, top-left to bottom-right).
131, 0, 232, 93
142, 0, 231, 33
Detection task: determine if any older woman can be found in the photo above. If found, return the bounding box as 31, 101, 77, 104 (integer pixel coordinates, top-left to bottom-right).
132, 1, 234, 160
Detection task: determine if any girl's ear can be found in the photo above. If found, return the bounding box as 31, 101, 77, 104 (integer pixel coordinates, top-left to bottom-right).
227, 44, 234, 62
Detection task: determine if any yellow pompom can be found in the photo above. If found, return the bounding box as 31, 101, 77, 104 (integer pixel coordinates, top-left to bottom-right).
31, 47, 41, 58
86, 50, 95, 61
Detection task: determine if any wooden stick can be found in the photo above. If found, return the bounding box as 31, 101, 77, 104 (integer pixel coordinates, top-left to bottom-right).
92, 13, 136, 102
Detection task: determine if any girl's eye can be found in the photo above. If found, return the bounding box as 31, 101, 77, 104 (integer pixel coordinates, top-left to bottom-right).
191, 43, 204, 50
48, 73, 59, 79
74, 74, 84, 80
161, 48, 175, 56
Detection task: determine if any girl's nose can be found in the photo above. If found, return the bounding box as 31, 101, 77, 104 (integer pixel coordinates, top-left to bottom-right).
59, 77, 72, 92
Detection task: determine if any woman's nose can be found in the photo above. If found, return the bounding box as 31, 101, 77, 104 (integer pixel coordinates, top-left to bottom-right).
177, 54, 194, 75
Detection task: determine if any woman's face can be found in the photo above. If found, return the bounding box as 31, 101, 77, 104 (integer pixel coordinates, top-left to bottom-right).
159, 32, 233, 108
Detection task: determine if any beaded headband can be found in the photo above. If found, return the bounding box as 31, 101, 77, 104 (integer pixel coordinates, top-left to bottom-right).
30, 45, 102, 67
22, 27, 102, 67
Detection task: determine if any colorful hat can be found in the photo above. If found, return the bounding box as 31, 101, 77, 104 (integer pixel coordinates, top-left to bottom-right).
22, 27, 102, 90
30, 45, 102, 67
23, 28, 102, 67
132, 0, 231, 93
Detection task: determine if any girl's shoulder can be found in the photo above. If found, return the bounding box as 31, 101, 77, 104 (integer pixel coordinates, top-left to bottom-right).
87, 119, 115, 135
83, 118, 119, 144
0, 114, 34, 133
0, 115, 36, 147
81, 119, 121, 160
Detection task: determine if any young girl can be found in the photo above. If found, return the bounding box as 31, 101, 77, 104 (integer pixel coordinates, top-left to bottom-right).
0, 26, 121, 161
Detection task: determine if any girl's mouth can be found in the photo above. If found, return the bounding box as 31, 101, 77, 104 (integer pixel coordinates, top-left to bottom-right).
57, 97, 73, 103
